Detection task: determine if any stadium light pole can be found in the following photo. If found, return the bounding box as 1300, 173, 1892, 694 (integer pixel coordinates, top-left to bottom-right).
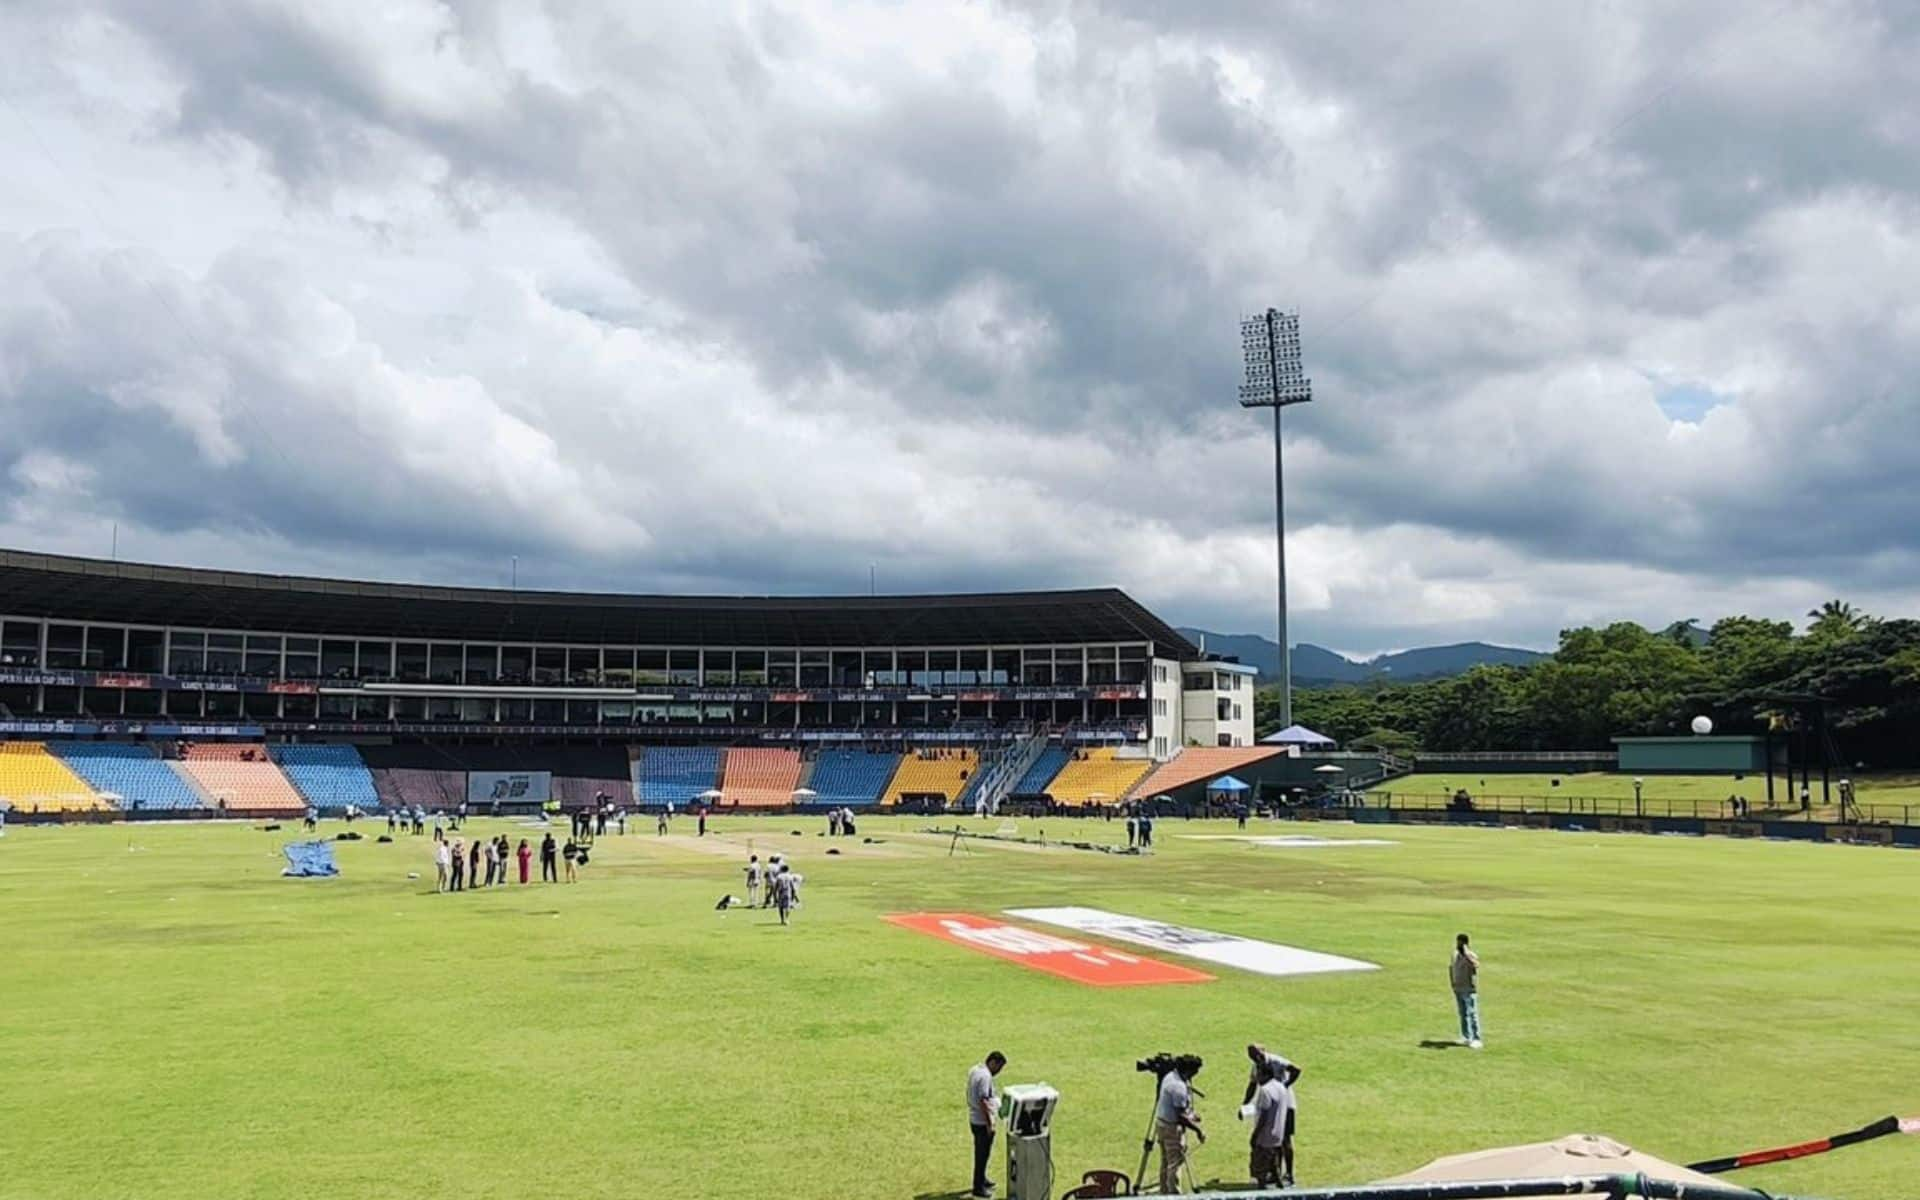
1239, 308, 1313, 730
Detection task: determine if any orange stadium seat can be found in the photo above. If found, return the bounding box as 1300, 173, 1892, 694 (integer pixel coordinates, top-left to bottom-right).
718, 747, 803, 808
882, 748, 977, 807
175, 743, 305, 814
1043, 747, 1153, 807
0, 742, 110, 813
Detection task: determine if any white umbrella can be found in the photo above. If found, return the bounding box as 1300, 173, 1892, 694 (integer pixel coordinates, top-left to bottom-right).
1381, 1134, 1721, 1188
697, 789, 724, 800
1313, 764, 1346, 774
791, 788, 819, 798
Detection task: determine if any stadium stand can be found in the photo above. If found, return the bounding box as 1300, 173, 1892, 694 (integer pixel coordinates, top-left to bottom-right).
269, 744, 380, 814
51, 742, 205, 811
805, 749, 900, 808
882, 748, 977, 806
718, 747, 803, 808
1125, 746, 1284, 800
1010, 745, 1072, 796
549, 747, 636, 808
0, 741, 110, 812
633, 746, 723, 807
1043, 747, 1154, 807
174, 742, 305, 814
369, 767, 465, 810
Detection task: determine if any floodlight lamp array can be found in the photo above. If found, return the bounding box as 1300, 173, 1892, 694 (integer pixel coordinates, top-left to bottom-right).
1238, 309, 1311, 408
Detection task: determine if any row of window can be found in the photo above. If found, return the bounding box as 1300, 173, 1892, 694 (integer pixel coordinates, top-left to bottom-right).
0, 619, 1157, 687
0, 683, 1150, 727
1184, 670, 1250, 693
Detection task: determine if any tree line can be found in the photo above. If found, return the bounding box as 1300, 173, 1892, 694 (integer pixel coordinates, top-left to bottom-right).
1262, 602, 1920, 766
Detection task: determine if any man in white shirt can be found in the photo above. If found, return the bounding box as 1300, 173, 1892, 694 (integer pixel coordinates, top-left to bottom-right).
1451, 933, 1482, 1048
744, 855, 762, 907
1244, 1059, 1290, 1182
1155, 1057, 1206, 1194
966, 1051, 1006, 1199
433, 837, 451, 892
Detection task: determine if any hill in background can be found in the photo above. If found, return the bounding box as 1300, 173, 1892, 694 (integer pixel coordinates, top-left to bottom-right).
1177, 628, 1547, 686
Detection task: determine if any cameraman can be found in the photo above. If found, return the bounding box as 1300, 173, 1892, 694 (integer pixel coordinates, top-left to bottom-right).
1154, 1056, 1205, 1194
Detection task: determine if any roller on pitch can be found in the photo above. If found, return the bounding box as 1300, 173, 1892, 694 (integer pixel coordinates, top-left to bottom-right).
1686, 1114, 1920, 1174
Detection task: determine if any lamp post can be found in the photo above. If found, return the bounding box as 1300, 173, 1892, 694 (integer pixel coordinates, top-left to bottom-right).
1634, 777, 1644, 818
1239, 308, 1313, 730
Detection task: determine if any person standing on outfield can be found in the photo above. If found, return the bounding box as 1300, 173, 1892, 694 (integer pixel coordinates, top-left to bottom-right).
772, 865, 797, 925
1248, 1058, 1290, 1188
434, 835, 451, 892
540, 831, 558, 883
1452, 933, 1482, 1048
517, 838, 532, 884
744, 855, 762, 907
966, 1051, 1006, 1199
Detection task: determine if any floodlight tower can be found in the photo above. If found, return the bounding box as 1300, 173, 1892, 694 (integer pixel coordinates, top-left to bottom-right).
1239, 309, 1313, 730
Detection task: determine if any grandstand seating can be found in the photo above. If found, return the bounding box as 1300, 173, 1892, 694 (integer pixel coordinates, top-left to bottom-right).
882, 749, 977, 806
805, 750, 900, 808
369, 767, 465, 810
1010, 746, 1072, 796
269, 744, 380, 814
718, 747, 802, 808
1043, 748, 1154, 807
0, 742, 110, 812
175, 742, 305, 814
1125, 746, 1283, 800
633, 746, 723, 807
51, 742, 205, 811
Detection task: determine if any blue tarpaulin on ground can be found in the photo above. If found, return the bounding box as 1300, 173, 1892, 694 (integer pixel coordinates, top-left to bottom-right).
282, 840, 339, 877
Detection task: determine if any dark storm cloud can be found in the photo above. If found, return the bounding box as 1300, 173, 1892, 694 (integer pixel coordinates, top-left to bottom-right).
2, 0, 1919, 652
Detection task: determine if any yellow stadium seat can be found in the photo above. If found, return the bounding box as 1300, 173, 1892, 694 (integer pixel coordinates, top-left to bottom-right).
882, 749, 977, 807
0, 742, 110, 812
1043, 748, 1154, 807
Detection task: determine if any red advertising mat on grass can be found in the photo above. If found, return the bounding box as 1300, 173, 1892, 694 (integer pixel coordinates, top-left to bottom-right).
884, 912, 1213, 987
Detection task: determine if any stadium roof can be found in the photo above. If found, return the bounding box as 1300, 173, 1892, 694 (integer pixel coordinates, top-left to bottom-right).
0, 549, 1200, 653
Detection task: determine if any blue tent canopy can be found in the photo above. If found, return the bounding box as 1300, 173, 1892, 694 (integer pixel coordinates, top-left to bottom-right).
1206, 775, 1251, 794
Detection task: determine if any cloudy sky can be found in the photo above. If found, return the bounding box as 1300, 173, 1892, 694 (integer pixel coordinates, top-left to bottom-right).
2, 1, 1918, 656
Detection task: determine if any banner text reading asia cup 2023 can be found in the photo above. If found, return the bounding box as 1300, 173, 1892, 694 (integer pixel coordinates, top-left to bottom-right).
883, 913, 1213, 987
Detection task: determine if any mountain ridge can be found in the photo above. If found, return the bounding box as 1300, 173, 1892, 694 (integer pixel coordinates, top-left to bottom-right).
1177, 628, 1548, 685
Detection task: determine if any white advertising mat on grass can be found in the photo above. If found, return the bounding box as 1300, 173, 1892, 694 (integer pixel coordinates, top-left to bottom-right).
1177, 834, 1398, 848
1004, 905, 1380, 978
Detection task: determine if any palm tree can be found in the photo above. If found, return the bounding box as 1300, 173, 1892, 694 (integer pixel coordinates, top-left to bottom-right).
1806, 599, 1865, 639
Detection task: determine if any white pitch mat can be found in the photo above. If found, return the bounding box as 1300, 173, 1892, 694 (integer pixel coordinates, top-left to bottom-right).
1177, 834, 1398, 848
1004, 905, 1380, 978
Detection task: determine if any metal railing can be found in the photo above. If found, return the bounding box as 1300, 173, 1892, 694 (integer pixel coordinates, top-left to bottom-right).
1369, 791, 1915, 825
1191, 1176, 1813, 1200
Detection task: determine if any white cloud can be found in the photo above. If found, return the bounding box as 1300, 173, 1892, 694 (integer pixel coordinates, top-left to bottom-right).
0, 0, 1917, 652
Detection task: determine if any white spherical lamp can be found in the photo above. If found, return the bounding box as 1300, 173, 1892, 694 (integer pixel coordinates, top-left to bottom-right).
1690, 715, 1714, 735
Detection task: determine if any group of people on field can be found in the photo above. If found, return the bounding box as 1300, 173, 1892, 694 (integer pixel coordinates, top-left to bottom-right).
961, 936, 1486, 1197
741, 853, 803, 924
432, 829, 585, 891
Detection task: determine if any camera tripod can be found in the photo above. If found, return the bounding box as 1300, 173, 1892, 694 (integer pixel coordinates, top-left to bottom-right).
1131, 1086, 1202, 1194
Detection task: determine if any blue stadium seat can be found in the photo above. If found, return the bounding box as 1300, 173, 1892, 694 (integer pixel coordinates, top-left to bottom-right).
268, 744, 380, 814
632, 747, 723, 807
1012, 746, 1072, 796
805, 750, 900, 808
50, 742, 204, 811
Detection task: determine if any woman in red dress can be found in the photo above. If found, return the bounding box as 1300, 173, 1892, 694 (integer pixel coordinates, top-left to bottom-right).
516, 838, 532, 884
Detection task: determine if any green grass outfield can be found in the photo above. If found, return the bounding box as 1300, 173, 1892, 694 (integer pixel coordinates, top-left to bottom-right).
2, 815, 1914, 1199
1372, 772, 1920, 822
